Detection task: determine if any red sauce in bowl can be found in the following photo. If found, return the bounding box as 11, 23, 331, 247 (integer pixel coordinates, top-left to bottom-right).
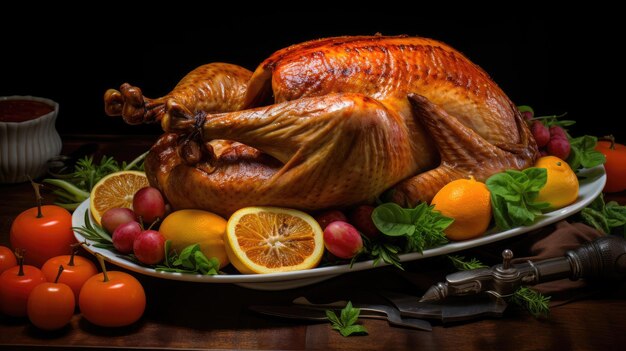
0, 100, 55, 123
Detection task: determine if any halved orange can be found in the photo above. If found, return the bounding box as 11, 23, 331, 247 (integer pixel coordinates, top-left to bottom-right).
89, 170, 149, 225
225, 206, 324, 274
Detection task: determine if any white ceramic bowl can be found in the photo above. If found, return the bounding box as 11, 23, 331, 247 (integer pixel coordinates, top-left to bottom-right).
0, 96, 62, 183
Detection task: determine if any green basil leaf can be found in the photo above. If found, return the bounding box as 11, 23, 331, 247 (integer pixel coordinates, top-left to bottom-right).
506, 201, 535, 226
568, 135, 606, 170
523, 168, 548, 193
372, 203, 416, 236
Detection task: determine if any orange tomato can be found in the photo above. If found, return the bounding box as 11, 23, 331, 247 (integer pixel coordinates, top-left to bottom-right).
10, 205, 76, 267
596, 140, 626, 193
0, 246, 17, 274
42, 254, 98, 305
79, 264, 146, 327
0, 263, 46, 317
27, 266, 75, 330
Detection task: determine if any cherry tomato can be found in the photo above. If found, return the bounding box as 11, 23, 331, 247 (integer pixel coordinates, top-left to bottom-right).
0, 246, 17, 274
27, 265, 75, 330
596, 139, 626, 193
42, 249, 98, 305
0, 252, 46, 317
10, 205, 76, 267
79, 255, 145, 327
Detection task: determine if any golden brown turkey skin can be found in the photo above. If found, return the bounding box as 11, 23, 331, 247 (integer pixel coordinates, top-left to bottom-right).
246, 35, 521, 147
135, 35, 536, 215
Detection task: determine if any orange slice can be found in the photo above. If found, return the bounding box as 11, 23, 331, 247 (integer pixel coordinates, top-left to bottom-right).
89, 171, 149, 225
225, 206, 324, 274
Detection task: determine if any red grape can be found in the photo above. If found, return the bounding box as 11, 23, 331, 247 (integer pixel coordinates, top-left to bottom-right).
112, 221, 142, 254
133, 230, 165, 265
101, 208, 137, 234
132, 187, 166, 225
531, 121, 550, 148
323, 221, 363, 259
549, 125, 568, 140
547, 137, 571, 160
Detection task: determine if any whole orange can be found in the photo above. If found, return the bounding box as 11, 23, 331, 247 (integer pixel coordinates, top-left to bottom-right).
431, 177, 492, 241
159, 209, 229, 268
534, 156, 579, 210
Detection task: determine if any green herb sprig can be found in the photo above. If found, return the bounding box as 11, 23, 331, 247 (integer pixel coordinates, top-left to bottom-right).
447, 255, 487, 270
367, 241, 403, 270
72, 211, 114, 249
156, 241, 220, 275
44, 151, 148, 210
511, 287, 551, 318
486, 168, 550, 230
372, 202, 451, 253
326, 301, 368, 337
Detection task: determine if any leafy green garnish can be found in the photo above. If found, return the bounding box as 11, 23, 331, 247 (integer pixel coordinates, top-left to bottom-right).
372, 202, 451, 253
486, 168, 550, 230
44, 151, 148, 211
156, 242, 220, 275
367, 241, 403, 270
511, 287, 551, 318
326, 301, 368, 337
447, 255, 487, 270
72, 211, 114, 249
567, 135, 606, 172
580, 194, 626, 235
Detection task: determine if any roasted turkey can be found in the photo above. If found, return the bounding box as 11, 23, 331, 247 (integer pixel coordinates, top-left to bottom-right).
105, 35, 537, 217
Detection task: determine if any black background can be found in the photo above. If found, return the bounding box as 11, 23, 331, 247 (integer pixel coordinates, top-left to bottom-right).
2, 13, 621, 141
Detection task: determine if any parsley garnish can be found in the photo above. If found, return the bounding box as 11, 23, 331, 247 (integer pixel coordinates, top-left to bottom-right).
326, 301, 368, 337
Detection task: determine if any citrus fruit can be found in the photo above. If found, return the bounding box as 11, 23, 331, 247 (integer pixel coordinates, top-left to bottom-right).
225, 206, 324, 274
89, 171, 149, 225
159, 209, 229, 268
534, 156, 579, 210
431, 176, 492, 241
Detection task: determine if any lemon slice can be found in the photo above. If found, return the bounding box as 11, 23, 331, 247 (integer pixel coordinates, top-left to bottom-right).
89, 170, 149, 225
225, 206, 324, 274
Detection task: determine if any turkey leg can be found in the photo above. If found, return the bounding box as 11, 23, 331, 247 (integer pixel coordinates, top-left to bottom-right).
104, 63, 252, 125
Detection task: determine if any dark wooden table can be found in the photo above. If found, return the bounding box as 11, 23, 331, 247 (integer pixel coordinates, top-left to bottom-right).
2, 135, 626, 351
